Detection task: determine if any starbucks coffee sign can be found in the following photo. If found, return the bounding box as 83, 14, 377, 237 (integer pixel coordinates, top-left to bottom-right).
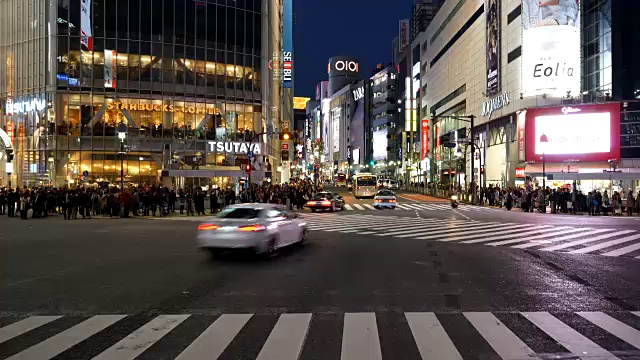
207, 141, 261, 154
482, 91, 510, 118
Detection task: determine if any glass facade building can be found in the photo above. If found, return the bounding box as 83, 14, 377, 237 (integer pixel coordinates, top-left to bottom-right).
0, 0, 287, 188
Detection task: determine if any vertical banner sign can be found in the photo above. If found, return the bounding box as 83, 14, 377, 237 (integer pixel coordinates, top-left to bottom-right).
282, 0, 293, 88
421, 119, 429, 160
80, 0, 92, 50
399, 19, 409, 52
5, 120, 14, 146
485, 0, 500, 95
521, 0, 580, 97
104, 50, 116, 88
517, 110, 526, 161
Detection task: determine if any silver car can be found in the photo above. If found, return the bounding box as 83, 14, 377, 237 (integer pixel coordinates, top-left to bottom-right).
196, 204, 308, 257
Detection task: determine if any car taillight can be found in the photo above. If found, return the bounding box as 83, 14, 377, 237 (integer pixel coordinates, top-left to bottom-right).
237, 224, 266, 232
198, 224, 220, 231
306, 201, 314, 206
390, 199, 397, 202
374, 199, 381, 202
321, 200, 331, 205
357, 186, 361, 190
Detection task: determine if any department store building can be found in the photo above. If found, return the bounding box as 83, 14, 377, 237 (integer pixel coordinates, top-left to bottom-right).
0, 0, 291, 189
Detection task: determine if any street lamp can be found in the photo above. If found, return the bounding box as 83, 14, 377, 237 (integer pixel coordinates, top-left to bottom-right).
540, 133, 549, 213
117, 123, 127, 193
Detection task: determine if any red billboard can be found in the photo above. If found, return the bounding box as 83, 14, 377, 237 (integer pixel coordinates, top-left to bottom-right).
421, 119, 429, 160
525, 103, 620, 163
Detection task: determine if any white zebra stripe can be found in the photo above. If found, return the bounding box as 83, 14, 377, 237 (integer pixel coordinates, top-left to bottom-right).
93, 315, 190, 360
0, 316, 62, 344
6, 315, 126, 360
341, 313, 382, 360
521, 312, 616, 359
405, 312, 463, 360
175, 314, 252, 360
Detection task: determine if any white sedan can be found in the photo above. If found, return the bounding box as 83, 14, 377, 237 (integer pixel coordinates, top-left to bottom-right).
196, 204, 307, 258
373, 189, 397, 209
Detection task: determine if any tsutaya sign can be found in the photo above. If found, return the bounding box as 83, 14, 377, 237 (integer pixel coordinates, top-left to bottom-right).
106, 102, 221, 115
481, 91, 510, 118
208, 141, 261, 154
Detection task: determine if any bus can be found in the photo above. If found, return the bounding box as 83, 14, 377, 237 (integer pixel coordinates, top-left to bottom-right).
335, 173, 347, 187
353, 173, 378, 198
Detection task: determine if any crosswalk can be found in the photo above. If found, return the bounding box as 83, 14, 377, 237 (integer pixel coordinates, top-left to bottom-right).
0, 311, 638, 359
300, 214, 640, 258
342, 203, 489, 211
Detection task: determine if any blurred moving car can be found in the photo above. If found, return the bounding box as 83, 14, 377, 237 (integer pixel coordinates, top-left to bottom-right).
373, 189, 397, 209
385, 179, 399, 190
306, 191, 345, 212
196, 204, 307, 257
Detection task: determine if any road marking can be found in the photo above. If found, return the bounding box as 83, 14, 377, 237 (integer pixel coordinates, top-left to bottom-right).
512, 228, 611, 249
175, 314, 252, 360
256, 313, 312, 360
405, 312, 463, 360
464, 312, 539, 360
6, 315, 126, 360
93, 314, 190, 360
570, 234, 640, 254
0, 316, 62, 344
344, 204, 354, 210
600, 240, 640, 257
341, 313, 382, 360
487, 228, 591, 247
353, 204, 365, 211
540, 229, 635, 251
363, 204, 375, 210
577, 312, 640, 349
424, 224, 531, 241
521, 312, 616, 359
488, 228, 589, 246
463, 227, 559, 244
391, 221, 483, 238
452, 209, 471, 220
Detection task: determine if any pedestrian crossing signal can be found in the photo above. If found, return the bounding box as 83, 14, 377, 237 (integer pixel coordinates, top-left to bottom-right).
245, 164, 251, 175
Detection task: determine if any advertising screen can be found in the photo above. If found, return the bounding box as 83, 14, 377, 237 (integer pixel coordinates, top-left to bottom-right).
525, 103, 620, 162
521, 0, 580, 97
485, 0, 500, 95
373, 129, 388, 161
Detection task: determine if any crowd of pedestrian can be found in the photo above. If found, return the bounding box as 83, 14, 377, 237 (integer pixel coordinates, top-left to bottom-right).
477, 184, 640, 216
0, 180, 323, 220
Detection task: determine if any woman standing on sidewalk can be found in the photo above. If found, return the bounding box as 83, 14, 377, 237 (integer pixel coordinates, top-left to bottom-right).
627, 191, 635, 216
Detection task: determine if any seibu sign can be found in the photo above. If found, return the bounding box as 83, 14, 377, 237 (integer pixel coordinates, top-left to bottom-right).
525, 102, 620, 163
208, 141, 261, 154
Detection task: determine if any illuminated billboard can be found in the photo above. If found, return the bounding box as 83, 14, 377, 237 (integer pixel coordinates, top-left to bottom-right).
485, 0, 500, 95
525, 103, 620, 163
521, 0, 580, 97
293, 97, 310, 110
373, 129, 388, 161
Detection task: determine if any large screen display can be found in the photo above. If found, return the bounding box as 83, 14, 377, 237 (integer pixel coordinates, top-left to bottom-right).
521, 0, 580, 97
373, 129, 388, 161
525, 103, 620, 162
485, 0, 500, 95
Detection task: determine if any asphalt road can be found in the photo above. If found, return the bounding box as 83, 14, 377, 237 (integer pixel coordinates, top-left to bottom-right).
1, 189, 640, 359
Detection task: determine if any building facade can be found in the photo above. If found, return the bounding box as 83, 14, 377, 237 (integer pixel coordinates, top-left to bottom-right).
419, 0, 640, 195
0, 0, 291, 189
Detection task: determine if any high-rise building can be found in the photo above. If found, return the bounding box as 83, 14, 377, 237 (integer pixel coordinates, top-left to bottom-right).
0, 0, 292, 188
411, 0, 443, 42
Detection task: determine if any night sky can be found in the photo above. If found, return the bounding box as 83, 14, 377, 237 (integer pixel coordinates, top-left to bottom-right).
293, 0, 412, 98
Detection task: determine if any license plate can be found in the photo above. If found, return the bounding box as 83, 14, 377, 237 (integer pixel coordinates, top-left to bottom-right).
316, 202, 323, 205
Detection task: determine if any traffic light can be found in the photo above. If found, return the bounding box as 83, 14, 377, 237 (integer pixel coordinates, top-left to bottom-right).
280, 132, 292, 140
369, 160, 374, 167
244, 163, 251, 175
